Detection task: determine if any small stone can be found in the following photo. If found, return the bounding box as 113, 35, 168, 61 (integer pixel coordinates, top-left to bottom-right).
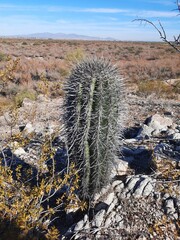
22, 98, 35, 107
142, 181, 155, 196
14, 147, 27, 156
165, 198, 175, 215
171, 133, 180, 139
115, 214, 123, 224
167, 129, 175, 136
24, 123, 34, 134
74, 219, 85, 231
126, 176, 140, 192
124, 138, 138, 143
136, 124, 154, 138
107, 197, 118, 214
92, 209, 106, 227
145, 114, 173, 132
133, 177, 153, 197
111, 159, 129, 177
104, 192, 115, 205
114, 182, 125, 194
112, 180, 123, 188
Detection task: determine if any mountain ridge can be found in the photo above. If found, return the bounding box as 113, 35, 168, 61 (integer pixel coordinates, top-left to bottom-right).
3, 32, 115, 41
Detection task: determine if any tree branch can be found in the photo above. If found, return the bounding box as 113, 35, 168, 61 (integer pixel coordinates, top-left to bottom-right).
133, 19, 180, 53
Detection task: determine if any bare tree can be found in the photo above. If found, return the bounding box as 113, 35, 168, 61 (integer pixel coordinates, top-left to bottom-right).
133, 0, 180, 53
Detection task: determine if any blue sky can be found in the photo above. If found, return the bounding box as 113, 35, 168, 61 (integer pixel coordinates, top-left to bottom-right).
0, 0, 179, 41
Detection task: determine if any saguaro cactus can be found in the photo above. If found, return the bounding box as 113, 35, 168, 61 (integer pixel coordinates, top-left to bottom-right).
64, 58, 125, 199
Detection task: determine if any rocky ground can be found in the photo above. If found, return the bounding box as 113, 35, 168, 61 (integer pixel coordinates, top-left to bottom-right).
0, 93, 179, 239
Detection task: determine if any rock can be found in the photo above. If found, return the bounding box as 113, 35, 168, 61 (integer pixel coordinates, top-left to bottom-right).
114, 182, 125, 195
176, 125, 180, 132
124, 138, 138, 143
114, 214, 123, 225
24, 122, 35, 134
103, 192, 115, 205
93, 184, 111, 203
164, 198, 178, 219
0, 115, 7, 126
145, 114, 173, 132
167, 129, 176, 136
136, 124, 154, 139
37, 94, 49, 102
106, 197, 118, 214
22, 98, 35, 107
133, 177, 154, 197
112, 180, 124, 188
111, 159, 129, 177
154, 141, 180, 161
74, 219, 85, 231
170, 133, 180, 139
104, 211, 116, 227
14, 147, 27, 157
92, 209, 106, 227
125, 176, 141, 197
116, 175, 156, 198
142, 181, 155, 196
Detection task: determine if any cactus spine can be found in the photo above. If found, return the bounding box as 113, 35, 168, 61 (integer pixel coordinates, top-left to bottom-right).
64, 58, 125, 199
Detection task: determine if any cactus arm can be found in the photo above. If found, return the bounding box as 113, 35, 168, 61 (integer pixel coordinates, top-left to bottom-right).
82, 77, 96, 195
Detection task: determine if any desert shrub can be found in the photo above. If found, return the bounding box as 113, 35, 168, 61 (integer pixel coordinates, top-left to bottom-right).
58, 67, 69, 78
0, 131, 85, 239
137, 80, 174, 98
35, 73, 65, 98
65, 48, 85, 64
173, 81, 180, 94
22, 41, 28, 45
0, 97, 13, 115
14, 90, 37, 107
0, 58, 19, 95
0, 52, 8, 62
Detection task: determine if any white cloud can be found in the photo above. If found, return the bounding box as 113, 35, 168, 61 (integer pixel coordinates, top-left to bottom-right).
0, 4, 41, 11
76, 8, 129, 13
47, 7, 129, 13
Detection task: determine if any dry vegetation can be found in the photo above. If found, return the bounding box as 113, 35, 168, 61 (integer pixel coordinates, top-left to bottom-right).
0, 38, 179, 114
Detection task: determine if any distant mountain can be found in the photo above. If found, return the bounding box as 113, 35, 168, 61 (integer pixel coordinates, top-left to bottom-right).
7, 32, 115, 41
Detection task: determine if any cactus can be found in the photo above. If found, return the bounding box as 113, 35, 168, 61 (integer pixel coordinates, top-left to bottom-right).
64, 58, 126, 199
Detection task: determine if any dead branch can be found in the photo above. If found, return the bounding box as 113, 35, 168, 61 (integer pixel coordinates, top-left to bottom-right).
133, 19, 180, 53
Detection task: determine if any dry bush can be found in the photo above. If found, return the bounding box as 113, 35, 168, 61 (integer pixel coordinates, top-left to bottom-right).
0, 129, 86, 239
14, 89, 37, 107
137, 80, 175, 98
0, 97, 13, 115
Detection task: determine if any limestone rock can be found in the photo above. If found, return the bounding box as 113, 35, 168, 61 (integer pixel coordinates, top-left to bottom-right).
14, 147, 27, 157
145, 113, 173, 132
24, 122, 35, 134
92, 209, 106, 227
111, 159, 129, 177
136, 124, 154, 139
